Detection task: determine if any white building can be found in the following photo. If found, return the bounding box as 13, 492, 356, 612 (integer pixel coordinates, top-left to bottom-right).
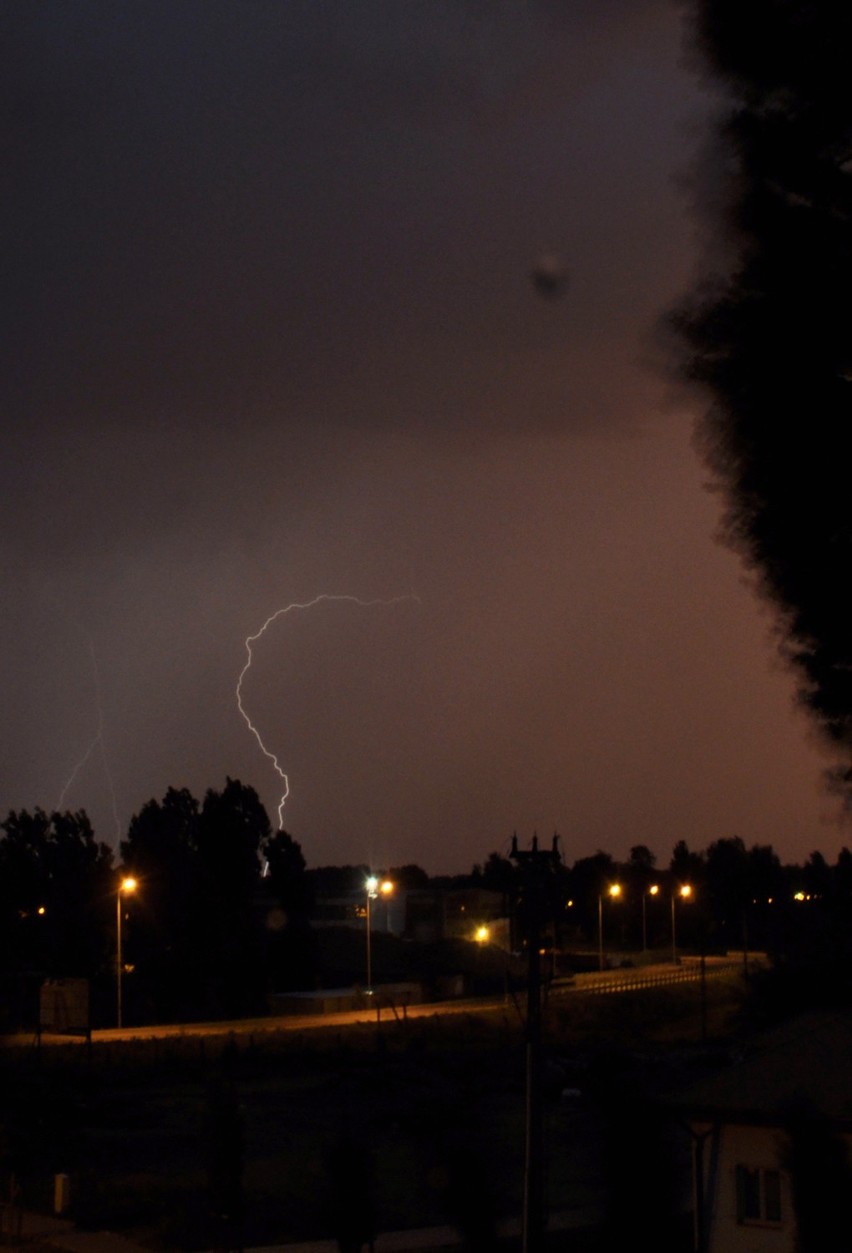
670, 1010, 852, 1252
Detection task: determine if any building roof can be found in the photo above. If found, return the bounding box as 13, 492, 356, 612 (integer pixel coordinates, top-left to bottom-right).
665, 1010, 852, 1129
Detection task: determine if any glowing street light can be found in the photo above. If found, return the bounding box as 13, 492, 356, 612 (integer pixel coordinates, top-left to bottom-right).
643, 883, 659, 953
116, 876, 137, 1028
365, 875, 393, 995
671, 883, 692, 965
598, 883, 622, 972
474, 925, 490, 944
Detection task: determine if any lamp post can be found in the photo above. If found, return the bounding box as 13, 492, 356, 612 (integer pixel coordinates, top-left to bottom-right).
643, 883, 659, 953
509, 831, 562, 1253
598, 883, 622, 972
364, 875, 393, 994
116, 876, 137, 1028
671, 883, 692, 965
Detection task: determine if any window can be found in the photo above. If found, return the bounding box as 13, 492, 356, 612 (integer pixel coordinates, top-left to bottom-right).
736, 1166, 782, 1224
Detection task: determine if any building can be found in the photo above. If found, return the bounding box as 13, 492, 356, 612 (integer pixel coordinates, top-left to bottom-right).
669, 1009, 852, 1252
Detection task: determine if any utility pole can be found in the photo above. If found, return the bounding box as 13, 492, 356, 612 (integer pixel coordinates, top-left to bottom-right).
510, 831, 562, 1253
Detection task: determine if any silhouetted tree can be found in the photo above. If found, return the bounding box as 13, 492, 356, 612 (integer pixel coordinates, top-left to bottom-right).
121, 787, 203, 1019
197, 779, 271, 1017
670, 0, 852, 801
669, 839, 705, 886
261, 829, 316, 992
262, 828, 310, 921
802, 849, 833, 899
567, 851, 619, 946
44, 809, 114, 977
306, 865, 368, 898
704, 836, 749, 952
0, 808, 113, 981
387, 863, 430, 889
835, 847, 852, 899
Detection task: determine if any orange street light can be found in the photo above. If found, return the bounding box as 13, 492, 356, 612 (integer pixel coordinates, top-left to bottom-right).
671, 883, 692, 965
643, 883, 660, 953
598, 883, 622, 972
116, 876, 137, 1028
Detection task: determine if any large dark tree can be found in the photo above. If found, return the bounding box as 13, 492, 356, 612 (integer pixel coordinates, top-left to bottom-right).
261, 828, 317, 992
671, 2, 852, 798
197, 778, 271, 1016
121, 787, 204, 1021
121, 779, 272, 1021
0, 808, 113, 981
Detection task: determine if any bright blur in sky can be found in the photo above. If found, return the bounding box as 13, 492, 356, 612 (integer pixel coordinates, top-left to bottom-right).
3, 0, 848, 876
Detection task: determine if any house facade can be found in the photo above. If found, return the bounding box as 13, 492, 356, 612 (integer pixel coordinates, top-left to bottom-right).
670, 1010, 852, 1253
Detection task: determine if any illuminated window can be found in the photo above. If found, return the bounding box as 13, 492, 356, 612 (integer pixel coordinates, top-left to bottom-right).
736, 1166, 782, 1224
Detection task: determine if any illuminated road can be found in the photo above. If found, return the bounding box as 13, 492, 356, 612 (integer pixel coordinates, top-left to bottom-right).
7, 953, 755, 1048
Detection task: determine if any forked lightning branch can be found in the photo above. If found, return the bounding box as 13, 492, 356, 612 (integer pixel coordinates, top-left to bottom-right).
236, 593, 419, 828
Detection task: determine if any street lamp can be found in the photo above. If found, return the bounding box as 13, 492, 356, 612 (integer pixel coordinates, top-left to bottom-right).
364, 875, 393, 995
643, 883, 659, 953
598, 883, 622, 971
671, 883, 692, 965
116, 876, 137, 1028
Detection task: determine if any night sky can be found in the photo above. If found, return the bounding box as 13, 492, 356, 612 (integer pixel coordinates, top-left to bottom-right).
4, 0, 847, 875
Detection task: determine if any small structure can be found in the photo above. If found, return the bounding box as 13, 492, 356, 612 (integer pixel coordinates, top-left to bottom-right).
39, 978, 90, 1037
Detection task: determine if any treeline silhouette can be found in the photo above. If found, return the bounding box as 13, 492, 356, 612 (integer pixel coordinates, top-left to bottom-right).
2, 776, 852, 1029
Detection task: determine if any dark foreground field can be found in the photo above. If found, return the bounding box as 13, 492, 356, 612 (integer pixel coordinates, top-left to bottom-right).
0, 975, 746, 1251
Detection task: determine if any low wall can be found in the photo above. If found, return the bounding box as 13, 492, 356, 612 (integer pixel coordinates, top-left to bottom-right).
269, 981, 425, 1016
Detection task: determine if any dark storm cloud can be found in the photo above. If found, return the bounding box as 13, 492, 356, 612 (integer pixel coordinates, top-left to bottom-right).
5, 0, 682, 436
6, 0, 840, 875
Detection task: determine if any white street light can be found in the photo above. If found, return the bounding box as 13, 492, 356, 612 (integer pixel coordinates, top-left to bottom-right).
365, 876, 393, 995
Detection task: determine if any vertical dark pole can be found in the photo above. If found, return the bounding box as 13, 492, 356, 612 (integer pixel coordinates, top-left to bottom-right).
116, 890, 123, 1029
366, 892, 372, 994
510, 832, 561, 1253
524, 906, 543, 1253
700, 951, 707, 1043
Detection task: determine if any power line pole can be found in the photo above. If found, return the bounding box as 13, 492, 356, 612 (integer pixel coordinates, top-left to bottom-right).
510, 831, 562, 1253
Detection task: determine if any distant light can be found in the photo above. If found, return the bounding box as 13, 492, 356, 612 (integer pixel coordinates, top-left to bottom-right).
475, 926, 490, 944
679, 884, 692, 900
120, 877, 137, 894
608, 883, 622, 900
648, 884, 660, 897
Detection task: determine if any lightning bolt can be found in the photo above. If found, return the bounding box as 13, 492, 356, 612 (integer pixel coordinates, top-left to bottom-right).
236, 593, 420, 828
56, 635, 121, 841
